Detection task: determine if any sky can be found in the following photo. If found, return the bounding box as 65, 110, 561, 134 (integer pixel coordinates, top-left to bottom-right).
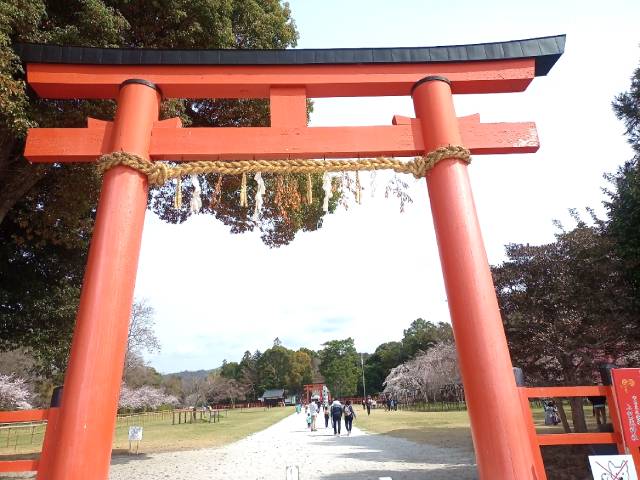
134, 0, 640, 373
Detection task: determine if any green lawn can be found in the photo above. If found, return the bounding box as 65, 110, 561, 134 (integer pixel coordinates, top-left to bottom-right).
355, 407, 474, 452
0, 406, 292, 458
112, 406, 292, 453
355, 404, 609, 453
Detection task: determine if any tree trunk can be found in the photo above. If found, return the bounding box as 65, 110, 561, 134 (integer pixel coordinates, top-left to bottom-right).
569, 397, 588, 433
554, 397, 572, 433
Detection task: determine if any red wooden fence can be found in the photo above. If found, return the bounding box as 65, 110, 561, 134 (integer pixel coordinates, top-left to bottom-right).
0, 407, 59, 475
520, 385, 639, 479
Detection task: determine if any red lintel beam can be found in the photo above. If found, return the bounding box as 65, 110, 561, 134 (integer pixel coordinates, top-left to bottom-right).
0, 460, 39, 473
536, 433, 620, 446
24, 116, 538, 163
0, 409, 49, 423
26, 59, 535, 99
523, 386, 611, 398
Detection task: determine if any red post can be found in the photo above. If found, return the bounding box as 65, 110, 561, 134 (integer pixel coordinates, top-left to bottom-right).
43, 80, 160, 480
412, 76, 539, 479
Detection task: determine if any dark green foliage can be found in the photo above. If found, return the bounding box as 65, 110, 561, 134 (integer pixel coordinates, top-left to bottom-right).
361, 319, 453, 394
319, 338, 359, 398
0, 0, 306, 379
220, 360, 241, 380
607, 60, 640, 296
253, 343, 312, 395
361, 342, 403, 395
493, 225, 640, 386
613, 61, 640, 157
401, 318, 453, 359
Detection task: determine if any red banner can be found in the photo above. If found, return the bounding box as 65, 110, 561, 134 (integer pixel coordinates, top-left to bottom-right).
612, 368, 640, 448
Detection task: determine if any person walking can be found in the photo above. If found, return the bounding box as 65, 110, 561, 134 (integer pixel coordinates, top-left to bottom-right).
587, 395, 607, 426
330, 399, 343, 436
343, 400, 356, 436
323, 403, 330, 428
306, 409, 312, 430
366, 395, 372, 416
309, 399, 319, 431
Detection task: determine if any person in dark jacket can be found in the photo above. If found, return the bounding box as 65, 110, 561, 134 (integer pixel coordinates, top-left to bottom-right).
343, 400, 357, 436
330, 400, 343, 436
587, 395, 607, 425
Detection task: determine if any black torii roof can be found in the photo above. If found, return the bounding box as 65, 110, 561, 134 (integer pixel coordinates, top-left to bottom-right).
13, 34, 565, 77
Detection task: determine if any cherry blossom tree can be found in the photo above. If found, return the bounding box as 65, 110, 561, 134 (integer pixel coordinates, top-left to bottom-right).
118, 383, 178, 411
0, 374, 32, 410
383, 342, 460, 403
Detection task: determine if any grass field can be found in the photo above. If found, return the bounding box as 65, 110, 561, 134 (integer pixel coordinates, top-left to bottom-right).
355, 405, 610, 480
354, 404, 609, 453
112, 406, 292, 453
0, 406, 293, 458
355, 407, 475, 452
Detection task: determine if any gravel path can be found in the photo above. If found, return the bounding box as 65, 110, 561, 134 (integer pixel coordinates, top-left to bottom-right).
109, 412, 476, 480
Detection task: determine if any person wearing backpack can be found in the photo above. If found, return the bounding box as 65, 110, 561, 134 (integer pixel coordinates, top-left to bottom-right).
323, 403, 330, 428
330, 399, 343, 436
343, 400, 356, 435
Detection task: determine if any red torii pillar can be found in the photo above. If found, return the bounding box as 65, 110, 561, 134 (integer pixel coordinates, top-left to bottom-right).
413, 77, 540, 478
44, 82, 160, 480
17, 36, 564, 480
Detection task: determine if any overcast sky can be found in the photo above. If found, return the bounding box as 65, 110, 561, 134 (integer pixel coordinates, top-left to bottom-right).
134, 0, 640, 373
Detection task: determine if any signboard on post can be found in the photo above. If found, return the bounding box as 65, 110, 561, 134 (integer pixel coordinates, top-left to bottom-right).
128, 426, 143, 454
588, 455, 637, 480
612, 369, 640, 448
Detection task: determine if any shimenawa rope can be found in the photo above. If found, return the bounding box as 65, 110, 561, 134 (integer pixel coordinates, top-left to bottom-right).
96, 145, 471, 186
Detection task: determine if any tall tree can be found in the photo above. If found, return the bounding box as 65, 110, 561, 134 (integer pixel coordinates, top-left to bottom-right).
319, 338, 359, 398
607, 56, 640, 297
401, 318, 453, 359
287, 350, 312, 394
363, 341, 403, 394
239, 350, 260, 401
0, 0, 316, 378
124, 299, 161, 378
220, 360, 242, 380
383, 342, 460, 403
256, 345, 291, 391
493, 224, 640, 431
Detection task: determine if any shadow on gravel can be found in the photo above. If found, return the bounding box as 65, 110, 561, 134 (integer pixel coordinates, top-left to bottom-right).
319, 465, 477, 480
111, 452, 152, 465
308, 433, 475, 467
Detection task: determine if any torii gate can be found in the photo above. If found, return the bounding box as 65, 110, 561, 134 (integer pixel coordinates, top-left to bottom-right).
17, 35, 565, 480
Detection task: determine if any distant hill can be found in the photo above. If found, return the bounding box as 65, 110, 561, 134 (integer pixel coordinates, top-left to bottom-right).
163, 368, 219, 380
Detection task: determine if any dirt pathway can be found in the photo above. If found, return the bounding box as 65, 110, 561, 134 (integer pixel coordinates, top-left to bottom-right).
109, 412, 476, 479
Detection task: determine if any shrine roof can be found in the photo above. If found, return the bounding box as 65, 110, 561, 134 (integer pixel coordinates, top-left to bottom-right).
13, 34, 564, 77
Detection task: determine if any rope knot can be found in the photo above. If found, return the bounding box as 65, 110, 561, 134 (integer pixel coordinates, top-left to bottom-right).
148, 162, 170, 186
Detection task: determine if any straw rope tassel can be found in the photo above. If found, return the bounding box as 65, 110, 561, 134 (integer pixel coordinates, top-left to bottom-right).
252, 172, 266, 221
322, 172, 332, 212
355, 171, 361, 205
306, 173, 313, 205
189, 174, 202, 214
174, 176, 182, 209
239, 172, 248, 208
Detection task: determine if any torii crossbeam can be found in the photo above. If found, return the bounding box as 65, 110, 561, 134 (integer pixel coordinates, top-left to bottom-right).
16, 35, 565, 480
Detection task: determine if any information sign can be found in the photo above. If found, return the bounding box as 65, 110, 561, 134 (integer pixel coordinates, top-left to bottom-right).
612, 369, 640, 448
128, 426, 143, 441
588, 455, 637, 480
